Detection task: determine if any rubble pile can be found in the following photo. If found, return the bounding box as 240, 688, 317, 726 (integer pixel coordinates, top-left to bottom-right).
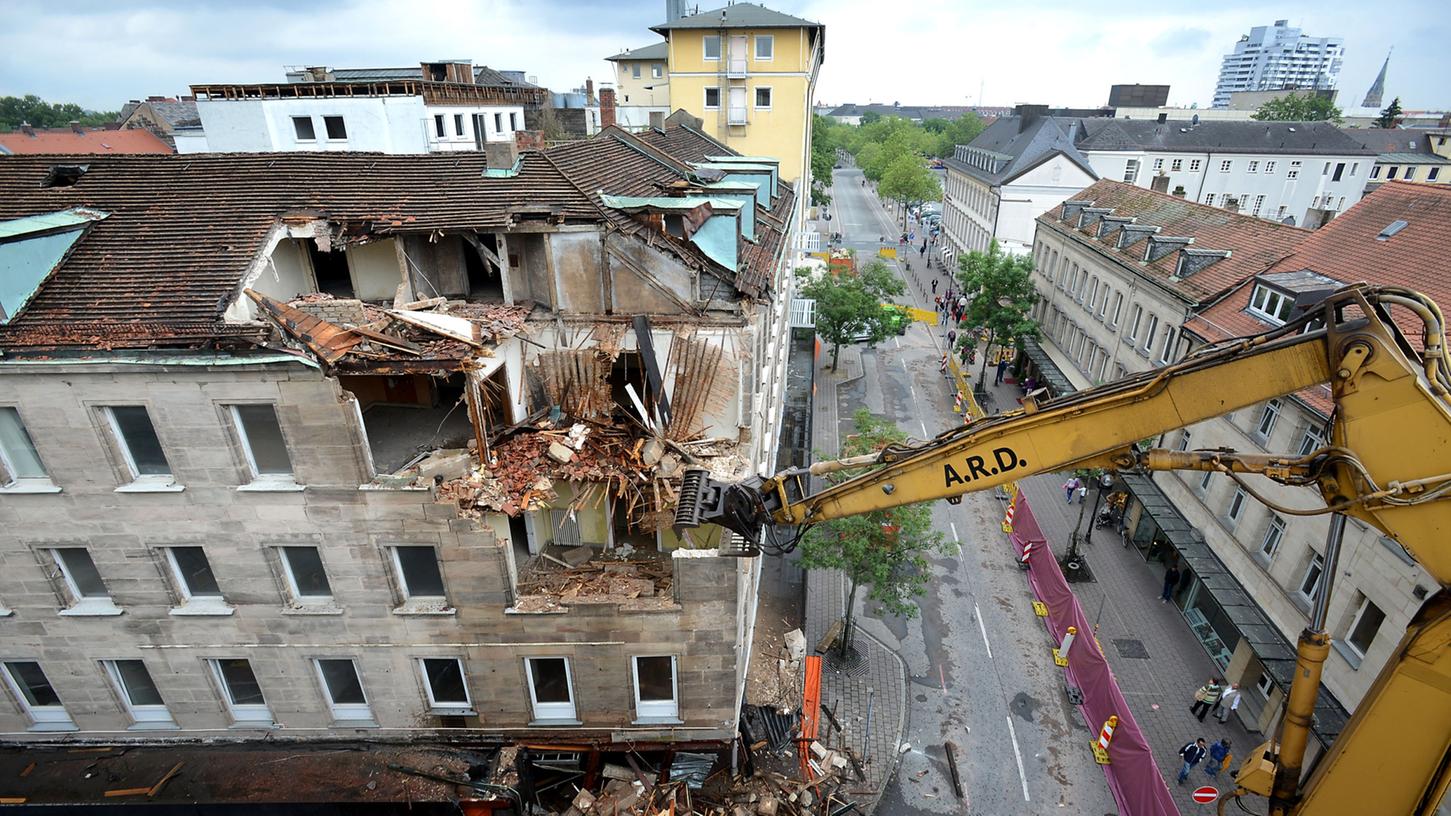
515, 551, 673, 599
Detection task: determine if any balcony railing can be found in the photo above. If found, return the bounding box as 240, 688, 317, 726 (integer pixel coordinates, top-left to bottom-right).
728, 107, 748, 126
727, 59, 748, 78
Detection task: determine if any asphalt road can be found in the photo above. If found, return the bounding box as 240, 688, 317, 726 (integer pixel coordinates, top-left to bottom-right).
823, 167, 1119, 815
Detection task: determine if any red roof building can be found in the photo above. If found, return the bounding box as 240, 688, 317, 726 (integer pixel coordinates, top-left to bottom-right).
0, 125, 173, 155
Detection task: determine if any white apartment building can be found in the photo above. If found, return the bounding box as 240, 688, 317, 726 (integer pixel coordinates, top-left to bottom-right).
941, 113, 1097, 259
180, 61, 544, 155
1213, 20, 1344, 109
1074, 119, 1375, 228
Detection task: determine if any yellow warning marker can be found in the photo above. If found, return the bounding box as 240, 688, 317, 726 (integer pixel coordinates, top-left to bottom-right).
1032, 600, 1049, 617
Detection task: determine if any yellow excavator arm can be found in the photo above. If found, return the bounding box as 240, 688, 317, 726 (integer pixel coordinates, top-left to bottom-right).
675, 285, 1451, 816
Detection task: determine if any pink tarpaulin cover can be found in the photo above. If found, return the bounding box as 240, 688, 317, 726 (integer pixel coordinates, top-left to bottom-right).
1010, 491, 1181, 816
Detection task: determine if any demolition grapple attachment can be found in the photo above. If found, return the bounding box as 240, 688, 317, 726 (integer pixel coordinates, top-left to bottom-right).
674, 469, 771, 556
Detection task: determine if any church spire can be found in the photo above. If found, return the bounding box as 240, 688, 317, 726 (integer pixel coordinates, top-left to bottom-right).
1362, 50, 1391, 109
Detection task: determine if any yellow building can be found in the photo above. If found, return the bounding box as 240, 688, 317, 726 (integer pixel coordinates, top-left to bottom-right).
604, 41, 671, 130
650, 3, 824, 199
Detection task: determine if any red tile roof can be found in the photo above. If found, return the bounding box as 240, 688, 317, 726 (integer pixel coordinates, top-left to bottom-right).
1037, 179, 1310, 304
0, 127, 173, 155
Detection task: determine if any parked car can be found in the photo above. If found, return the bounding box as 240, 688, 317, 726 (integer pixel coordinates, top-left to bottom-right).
849, 304, 912, 343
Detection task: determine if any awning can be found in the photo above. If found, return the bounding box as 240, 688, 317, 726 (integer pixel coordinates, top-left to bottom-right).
1020, 337, 1077, 397
1119, 470, 1350, 744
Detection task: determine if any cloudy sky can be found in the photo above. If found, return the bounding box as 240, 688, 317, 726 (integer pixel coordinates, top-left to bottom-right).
2, 0, 1445, 114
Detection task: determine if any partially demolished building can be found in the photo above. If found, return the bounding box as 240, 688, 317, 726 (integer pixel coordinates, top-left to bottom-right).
0, 123, 796, 766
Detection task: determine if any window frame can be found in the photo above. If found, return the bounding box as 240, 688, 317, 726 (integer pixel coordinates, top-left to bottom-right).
1344, 597, 1386, 658
1219, 160, 1232, 173
631, 62, 641, 79
702, 35, 721, 61
419, 657, 474, 714
631, 654, 680, 722
2, 661, 74, 729
208, 658, 273, 726
1247, 283, 1294, 325
1141, 314, 1159, 355
291, 116, 316, 142
754, 86, 773, 110
1254, 399, 1283, 441
389, 545, 452, 613
1122, 158, 1139, 183
1157, 327, 1177, 364
228, 404, 299, 489
1287, 160, 1301, 179
703, 86, 721, 110
163, 545, 232, 616
1171, 158, 1183, 172
50, 547, 122, 616
651, 63, 663, 79
1189, 159, 1201, 171
1226, 488, 1247, 523
754, 34, 774, 61
313, 658, 374, 724
102, 405, 177, 489
278, 545, 336, 606
525, 657, 578, 723
102, 659, 175, 727
322, 116, 347, 141
1125, 304, 1143, 343
453, 113, 464, 137
0, 405, 56, 491
1260, 514, 1285, 560
1296, 553, 1326, 604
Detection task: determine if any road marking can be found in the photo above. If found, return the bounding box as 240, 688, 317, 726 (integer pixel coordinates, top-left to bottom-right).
949, 522, 959, 543
1005, 715, 1030, 802
893, 337, 901, 350
974, 603, 993, 660
938, 664, 947, 691
920, 420, 929, 438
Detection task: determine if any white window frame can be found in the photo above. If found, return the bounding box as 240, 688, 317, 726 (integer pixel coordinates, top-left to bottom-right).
1171, 158, 1183, 172
1255, 671, 1275, 698
1157, 327, 1176, 364
1123, 159, 1139, 183
1260, 514, 1285, 560
208, 658, 273, 726
102, 406, 178, 491
1203, 193, 1216, 207
632, 655, 680, 722
453, 114, 464, 137
754, 86, 773, 110
291, 116, 316, 142
1189, 159, 1201, 171
163, 546, 233, 616
1264, 160, 1276, 174
1098, 286, 1111, 319
525, 657, 578, 722
652, 63, 663, 79
50, 547, 122, 616
1298, 424, 1327, 456
228, 404, 300, 491
1227, 488, 1247, 523
1287, 161, 1301, 179
702, 35, 721, 61
1296, 553, 1325, 603
102, 659, 175, 727
631, 63, 641, 79
1126, 305, 1144, 343
389, 545, 453, 614
1219, 160, 1232, 173
322, 115, 347, 141
1252, 194, 1266, 217
2, 661, 74, 730
704, 86, 721, 110
1141, 314, 1159, 354
1248, 284, 1294, 324
754, 34, 774, 61
0, 406, 57, 493
1152, 158, 1164, 171
1199, 470, 1214, 493
1344, 598, 1385, 658
1255, 399, 1283, 441
419, 657, 474, 714
1247, 160, 1259, 173
278, 546, 336, 607
313, 658, 374, 723
1109, 292, 1124, 327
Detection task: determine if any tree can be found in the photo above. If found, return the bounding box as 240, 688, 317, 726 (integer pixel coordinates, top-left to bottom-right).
879, 154, 941, 229
798, 260, 906, 371
955, 242, 1040, 383
932, 112, 987, 158
1251, 92, 1342, 124
856, 142, 887, 182
1376, 97, 1404, 129
810, 114, 839, 207
860, 110, 881, 126
0, 95, 117, 131
800, 408, 946, 656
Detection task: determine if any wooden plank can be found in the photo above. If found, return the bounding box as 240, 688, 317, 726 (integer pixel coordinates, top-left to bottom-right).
798, 654, 823, 781
18, 762, 34, 778
104, 788, 152, 798
148, 761, 184, 797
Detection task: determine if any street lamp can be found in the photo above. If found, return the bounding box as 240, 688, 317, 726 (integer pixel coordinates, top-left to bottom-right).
1062, 471, 1112, 582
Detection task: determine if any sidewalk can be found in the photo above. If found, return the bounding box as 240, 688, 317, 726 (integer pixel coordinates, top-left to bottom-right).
801, 343, 908, 813
974, 366, 1261, 808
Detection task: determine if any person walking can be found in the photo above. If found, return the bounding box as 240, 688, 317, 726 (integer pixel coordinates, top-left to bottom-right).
1205, 739, 1231, 778
994, 358, 1009, 385
1214, 684, 1242, 723
1063, 476, 1082, 503
931, 279, 939, 294
1177, 739, 1208, 785
947, 328, 958, 348
1190, 678, 1223, 721
1161, 563, 1181, 602
959, 344, 971, 366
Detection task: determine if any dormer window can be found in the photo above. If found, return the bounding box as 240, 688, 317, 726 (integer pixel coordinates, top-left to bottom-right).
1248, 283, 1295, 324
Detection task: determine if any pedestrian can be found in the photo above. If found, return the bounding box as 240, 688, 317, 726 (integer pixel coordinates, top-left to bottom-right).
931, 279, 939, 294
957, 295, 968, 312
1063, 476, 1082, 503
1177, 738, 1208, 784
1190, 678, 1223, 721
1214, 684, 1242, 723
959, 344, 971, 365
947, 329, 958, 347
995, 358, 1009, 385
906, 260, 912, 272
1161, 563, 1181, 602
1077, 484, 1088, 503
1206, 739, 1231, 778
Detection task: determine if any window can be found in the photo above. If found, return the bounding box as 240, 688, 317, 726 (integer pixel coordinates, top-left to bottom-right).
631, 63, 641, 79
279, 546, 333, 605
1430, 168, 1441, 181
103, 406, 174, 486
754, 35, 774, 60
1323, 162, 1330, 176
1123, 158, 1139, 183
509, 113, 518, 131
1255, 399, 1282, 440
2, 661, 73, 729
1171, 158, 1183, 171
1296, 553, 1325, 603
652, 63, 663, 78
1087, 278, 1099, 310
1142, 314, 1159, 354
1126, 305, 1143, 343
703, 35, 721, 60
292, 116, 316, 141
453, 114, 464, 136
1189, 159, 1201, 171
633, 655, 679, 721
391, 545, 449, 608
1370, 165, 1382, 179
434, 115, 446, 138
1255, 671, 1275, 698
1176, 430, 1192, 452
1345, 599, 1386, 658
525, 657, 577, 721
164, 546, 231, 615
1098, 286, 1111, 319
229, 404, 295, 485
1403, 167, 1416, 181
209, 658, 272, 725
1198, 470, 1214, 493
1248, 284, 1294, 324
419, 658, 472, 713
0, 406, 53, 489
1252, 194, 1266, 217
1287, 161, 1301, 179
704, 87, 720, 109
1152, 158, 1164, 171
1108, 292, 1123, 327
1247, 160, 1259, 173
755, 87, 772, 109
1203, 193, 1215, 207
1298, 424, 1327, 456
50, 547, 121, 616
1226, 489, 1247, 523
1260, 514, 1286, 559
1276, 205, 1288, 219
1332, 162, 1345, 182
1387, 166, 1399, 180
314, 658, 373, 723
103, 660, 173, 726
323, 116, 347, 141
1158, 327, 1176, 364
1264, 161, 1276, 174
1219, 160, 1232, 172
494, 112, 503, 132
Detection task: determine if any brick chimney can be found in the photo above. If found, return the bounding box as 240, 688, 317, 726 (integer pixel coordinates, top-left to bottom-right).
514, 129, 546, 151
70, 121, 85, 134
19, 121, 34, 137
585, 78, 595, 105
600, 87, 617, 129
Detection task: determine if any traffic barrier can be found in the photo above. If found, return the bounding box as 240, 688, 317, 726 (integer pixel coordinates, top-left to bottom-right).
1018, 538, 1035, 569
1092, 715, 1118, 764
1001, 501, 1016, 533
1054, 625, 1077, 667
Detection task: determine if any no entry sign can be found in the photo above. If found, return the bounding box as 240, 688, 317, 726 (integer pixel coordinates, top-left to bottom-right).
1192, 786, 1219, 804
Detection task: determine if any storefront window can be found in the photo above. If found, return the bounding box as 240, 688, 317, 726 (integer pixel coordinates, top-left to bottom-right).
1180, 576, 1241, 670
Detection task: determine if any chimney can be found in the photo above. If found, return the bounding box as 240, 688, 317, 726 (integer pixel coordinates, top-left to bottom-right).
69, 121, 84, 135
514, 130, 546, 151
147, 95, 166, 102
1150, 174, 1171, 193
484, 139, 519, 171
600, 87, 617, 129
585, 78, 595, 105
1156, 112, 1168, 123
19, 121, 34, 137
305, 66, 331, 82
1015, 104, 1048, 132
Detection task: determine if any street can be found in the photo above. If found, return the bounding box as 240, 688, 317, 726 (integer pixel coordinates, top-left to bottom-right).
820, 167, 1119, 815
